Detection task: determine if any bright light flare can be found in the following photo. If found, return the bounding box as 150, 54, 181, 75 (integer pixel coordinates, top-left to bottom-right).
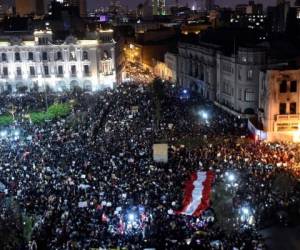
0, 130, 7, 137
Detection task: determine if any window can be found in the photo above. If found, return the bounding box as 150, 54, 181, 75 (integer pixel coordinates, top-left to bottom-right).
2, 53, 7, 62
30, 66, 35, 76
247, 69, 253, 80
15, 52, 21, 61
290, 102, 297, 114
245, 89, 256, 102
83, 51, 88, 60
44, 66, 49, 76
222, 63, 232, 73
57, 51, 62, 60
241, 56, 247, 62
58, 66, 63, 75
238, 67, 242, 80
3, 67, 8, 76
28, 52, 34, 61
71, 65, 76, 76
38, 37, 48, 45
16, 67, 22, 76
279, 103, 286, 114
84, 65, 90, 75
101, 60, 113, 76
238, 88, 242, 100
290, 80, 297, 92
280, 80, 287, 93
70, 51, 76, 61
42, 52, 48, 61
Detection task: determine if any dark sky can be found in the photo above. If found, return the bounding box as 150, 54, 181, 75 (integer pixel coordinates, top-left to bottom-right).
87, 0, 277, 9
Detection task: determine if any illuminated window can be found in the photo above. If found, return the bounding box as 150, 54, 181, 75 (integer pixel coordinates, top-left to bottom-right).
70, 51, 76, 61
247, 69, 253, 80
101, 60, 112, 75
245, 89, 256, 102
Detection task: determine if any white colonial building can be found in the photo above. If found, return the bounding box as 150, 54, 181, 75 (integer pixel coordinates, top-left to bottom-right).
0, 28, 116, 93
178, 42, 267, 115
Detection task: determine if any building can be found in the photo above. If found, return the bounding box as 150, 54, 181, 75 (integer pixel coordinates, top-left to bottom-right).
197, 0, 214, 11
181, 20, 212, 35
15, 0, 36, 16
177, 40, 267, 114
152, 0, 165, 16
154, 52, 177, 82
267, 0, 290, 33
0, 29, 116, 93
235, 1, 263, 15
258, 67, 300, 142
64, 0, 87, 17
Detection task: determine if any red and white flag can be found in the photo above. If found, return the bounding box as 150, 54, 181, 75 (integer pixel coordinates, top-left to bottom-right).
177, 171, 215, 217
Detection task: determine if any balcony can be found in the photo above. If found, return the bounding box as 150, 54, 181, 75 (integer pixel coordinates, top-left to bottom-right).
276, 114, 300, 121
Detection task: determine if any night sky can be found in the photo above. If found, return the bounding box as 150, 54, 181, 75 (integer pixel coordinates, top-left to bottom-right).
87, 0, 277, 9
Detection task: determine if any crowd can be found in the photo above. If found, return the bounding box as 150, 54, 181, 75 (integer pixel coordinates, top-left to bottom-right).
0, 84, 299, 250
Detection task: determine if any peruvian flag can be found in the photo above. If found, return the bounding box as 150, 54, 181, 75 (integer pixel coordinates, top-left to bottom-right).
177, 171, 215, 216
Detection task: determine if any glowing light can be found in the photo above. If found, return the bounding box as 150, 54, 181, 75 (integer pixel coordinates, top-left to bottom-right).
228, 173, 235, 182
0, 130, 7, 137
14, 130, 20, 137
242, 207, 249, 215
183, 89, 188, 94
78, 40, 98, 46
128, 213, 135, 222
202, 112, 208, 120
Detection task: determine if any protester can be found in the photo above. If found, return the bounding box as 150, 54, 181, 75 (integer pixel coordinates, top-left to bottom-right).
0, 84, 298, 249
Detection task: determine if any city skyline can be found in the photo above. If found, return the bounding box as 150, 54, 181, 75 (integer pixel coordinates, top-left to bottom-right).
87, 0, 277, 9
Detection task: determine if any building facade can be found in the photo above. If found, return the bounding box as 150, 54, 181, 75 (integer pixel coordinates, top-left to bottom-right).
152, 0, 165, 16
65, 0, 87, 17
0, 29, 116, 93
178, 42, 266, 114
15, 0, 36, 16
259, 67, 300, 142
154, 52, 177, 83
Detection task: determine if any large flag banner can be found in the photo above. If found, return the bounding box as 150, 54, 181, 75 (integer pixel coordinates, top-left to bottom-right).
177, 171, 215, 216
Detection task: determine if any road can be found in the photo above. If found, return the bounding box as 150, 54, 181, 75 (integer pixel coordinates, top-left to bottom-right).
260, 226, 300, 250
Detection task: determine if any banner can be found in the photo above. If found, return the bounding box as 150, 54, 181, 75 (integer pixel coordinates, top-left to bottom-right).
177, 171, 215, 217
153, 144, 168, 163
